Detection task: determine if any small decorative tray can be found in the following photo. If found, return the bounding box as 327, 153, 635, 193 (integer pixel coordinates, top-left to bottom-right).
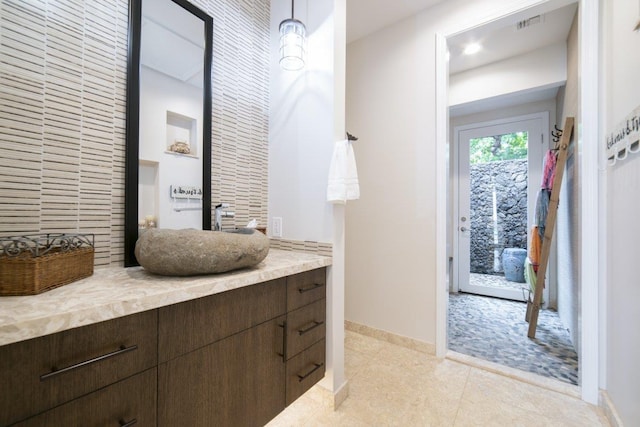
0, 234, 95, 296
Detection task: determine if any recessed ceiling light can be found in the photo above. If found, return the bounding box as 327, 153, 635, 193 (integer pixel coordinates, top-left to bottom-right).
463, 43, 482, 55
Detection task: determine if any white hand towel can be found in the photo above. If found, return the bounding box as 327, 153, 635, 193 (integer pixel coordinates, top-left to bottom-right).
327, 139, 360, 204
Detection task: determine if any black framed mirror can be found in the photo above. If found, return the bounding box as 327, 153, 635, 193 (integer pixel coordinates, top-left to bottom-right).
125, 0, 213, 266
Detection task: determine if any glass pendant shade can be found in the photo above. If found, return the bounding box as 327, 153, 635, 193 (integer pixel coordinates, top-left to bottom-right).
279, 18, 306, 71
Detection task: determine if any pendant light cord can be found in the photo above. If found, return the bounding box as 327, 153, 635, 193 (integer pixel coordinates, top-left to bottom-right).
291, 0, 295, 19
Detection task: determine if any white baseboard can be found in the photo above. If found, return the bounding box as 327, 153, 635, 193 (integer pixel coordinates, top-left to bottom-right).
313, 379, 349, 410
345, 320, 435, 355
600, 390, 624, 427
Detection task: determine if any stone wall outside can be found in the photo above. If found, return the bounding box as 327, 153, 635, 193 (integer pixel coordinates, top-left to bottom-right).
470, 159, 528, 275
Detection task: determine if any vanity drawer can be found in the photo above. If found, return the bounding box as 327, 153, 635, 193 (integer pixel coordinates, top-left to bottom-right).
286, 268, 326, 312
159, 278, 286, 361
286, 339, 326, 406
0, 310, 157, 426
286, 298, 325, 360
14, 368, 157, 427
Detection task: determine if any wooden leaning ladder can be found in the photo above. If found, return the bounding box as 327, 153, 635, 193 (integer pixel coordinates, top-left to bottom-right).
526, 116, 574, 339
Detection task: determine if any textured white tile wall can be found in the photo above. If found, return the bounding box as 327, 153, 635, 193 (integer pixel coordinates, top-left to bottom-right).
270, 238, 332, 257
0, 0, 272, 266
207, 0, 270, 229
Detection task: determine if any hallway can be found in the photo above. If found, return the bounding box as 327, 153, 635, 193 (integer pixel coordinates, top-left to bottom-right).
448, 292, 578, 385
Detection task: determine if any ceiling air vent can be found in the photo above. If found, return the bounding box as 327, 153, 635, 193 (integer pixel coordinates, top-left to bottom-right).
516, 15, 544, 31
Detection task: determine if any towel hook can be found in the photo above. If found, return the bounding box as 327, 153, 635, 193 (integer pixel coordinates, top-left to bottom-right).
346, 131, 358, 141
551, 124, 563, 145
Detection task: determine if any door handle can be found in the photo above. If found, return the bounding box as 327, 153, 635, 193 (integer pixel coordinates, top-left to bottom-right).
460, 227, 468, 232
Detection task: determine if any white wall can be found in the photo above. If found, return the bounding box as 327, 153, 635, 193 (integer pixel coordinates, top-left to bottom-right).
450, 99, 557, 137
345, 0, 569, 344
449, 43, 567, 108
555, 10, 580, 354
346, 14, 434, 342
603, 0, 640, 423
139, 67, 203, 230
268, 0, 336, 243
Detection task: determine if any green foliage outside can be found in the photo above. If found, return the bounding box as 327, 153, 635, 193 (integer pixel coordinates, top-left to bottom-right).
469, 132, 528, 164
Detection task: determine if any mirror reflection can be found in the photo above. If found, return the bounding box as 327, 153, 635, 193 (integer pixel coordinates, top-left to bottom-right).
139, 0, 205, 230
125, 0, 212, 266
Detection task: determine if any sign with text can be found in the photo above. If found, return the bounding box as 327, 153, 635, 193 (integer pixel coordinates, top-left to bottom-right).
607, 104, 640, 165
170, 185, 203, 199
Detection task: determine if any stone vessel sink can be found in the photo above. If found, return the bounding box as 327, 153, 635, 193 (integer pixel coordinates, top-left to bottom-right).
135, 228, 269, 276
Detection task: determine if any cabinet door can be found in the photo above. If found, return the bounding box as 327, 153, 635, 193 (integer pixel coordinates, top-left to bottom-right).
14, 368, 157, 427
159, 278, 286, 362
0, 310, 157, 426
158, 316, 286, 427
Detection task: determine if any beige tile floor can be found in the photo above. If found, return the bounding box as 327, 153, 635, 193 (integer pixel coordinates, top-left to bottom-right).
267, 330, 609, 427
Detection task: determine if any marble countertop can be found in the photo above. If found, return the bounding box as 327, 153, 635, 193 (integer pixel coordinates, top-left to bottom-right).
0, 249, 331, 347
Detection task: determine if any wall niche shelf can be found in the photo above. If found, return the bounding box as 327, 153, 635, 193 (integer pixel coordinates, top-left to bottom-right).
138, 159, 159, 229
166, 110, 198, 158
163, 150, 199, 159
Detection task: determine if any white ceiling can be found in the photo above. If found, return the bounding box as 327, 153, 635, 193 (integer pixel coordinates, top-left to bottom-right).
346, 0, 446, 44
448, 3, 578, 74
346, 0, 578, 115
347, 0, 577, 72
141, 0, 205, 88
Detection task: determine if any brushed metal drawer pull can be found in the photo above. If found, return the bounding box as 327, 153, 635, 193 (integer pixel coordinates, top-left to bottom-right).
297, 362, 324, 382
277, 322, 287, 361
298, 320, 324, 336
40, 344, 138, 381
298, 283, 324, 294
119, 418, 138, 427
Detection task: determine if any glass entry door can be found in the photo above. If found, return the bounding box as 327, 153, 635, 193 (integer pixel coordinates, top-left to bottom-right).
455, 116, 545, 301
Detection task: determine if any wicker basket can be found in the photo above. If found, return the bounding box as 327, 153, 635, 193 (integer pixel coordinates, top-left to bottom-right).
0, 234, 95, 296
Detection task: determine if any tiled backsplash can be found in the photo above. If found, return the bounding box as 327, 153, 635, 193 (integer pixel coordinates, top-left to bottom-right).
270, 238, 332, 257
0, 0, 270, 266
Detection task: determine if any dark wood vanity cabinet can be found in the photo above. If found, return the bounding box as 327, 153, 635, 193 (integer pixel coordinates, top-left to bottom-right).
0, 267, 327, 427
157, 278, 288, 427
286, 339, 326, 405
158, 317, 287, 427
284, 269, 327, 405
0, 310, 158, 426
157, 277, 287, 362
13, 368, 157, 427
157, 268, 327, 426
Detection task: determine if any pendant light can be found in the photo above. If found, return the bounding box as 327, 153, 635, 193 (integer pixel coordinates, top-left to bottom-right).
279, 0, 307, 71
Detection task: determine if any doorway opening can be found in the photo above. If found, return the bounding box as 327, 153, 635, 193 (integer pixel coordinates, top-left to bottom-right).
436, 0, 600, 404
441, 1, 581, 388
450, 113, 578, 385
